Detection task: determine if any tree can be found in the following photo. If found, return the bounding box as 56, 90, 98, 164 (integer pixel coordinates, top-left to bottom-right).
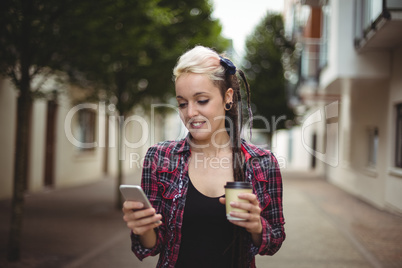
243, 13, 296, 146
0, 0, 83, 261
56, 1, 178, 210
0, 0, 226, 261
60, 0, 229, 208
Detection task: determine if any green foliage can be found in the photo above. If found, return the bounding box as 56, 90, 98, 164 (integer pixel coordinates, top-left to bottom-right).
243, 12, 295, 131
56, 0, 230, 115
0, 0, 73, 92
0, 0, 229, 111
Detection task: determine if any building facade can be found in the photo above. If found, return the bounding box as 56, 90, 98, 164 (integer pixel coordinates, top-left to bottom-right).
277, 0, 402, 214
0, 76, 174, 199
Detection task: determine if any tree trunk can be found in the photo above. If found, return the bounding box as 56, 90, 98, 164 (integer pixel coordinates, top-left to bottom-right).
8, 5, 33, 255
7, 89, 32, 261
116, 114, 124, 209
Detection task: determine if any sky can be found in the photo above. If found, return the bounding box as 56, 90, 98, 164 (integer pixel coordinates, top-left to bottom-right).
211, 0, 284, 58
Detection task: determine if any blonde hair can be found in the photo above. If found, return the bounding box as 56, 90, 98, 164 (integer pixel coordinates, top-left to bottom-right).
173, 46, 225, 82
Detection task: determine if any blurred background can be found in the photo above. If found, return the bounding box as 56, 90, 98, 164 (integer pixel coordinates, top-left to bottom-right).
1, 0, 402, 267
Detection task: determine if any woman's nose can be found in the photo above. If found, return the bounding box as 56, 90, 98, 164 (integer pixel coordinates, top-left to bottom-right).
187, 103, 198, 118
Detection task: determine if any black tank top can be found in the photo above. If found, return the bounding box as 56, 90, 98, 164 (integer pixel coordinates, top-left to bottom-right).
175, 178, 234, 268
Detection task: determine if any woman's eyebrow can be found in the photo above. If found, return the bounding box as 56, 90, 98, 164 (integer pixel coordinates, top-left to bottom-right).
176, 92, 208, 99
193, 92, 207, 96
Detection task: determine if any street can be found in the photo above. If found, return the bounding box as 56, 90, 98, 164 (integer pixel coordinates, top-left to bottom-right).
1, 170, 401, 268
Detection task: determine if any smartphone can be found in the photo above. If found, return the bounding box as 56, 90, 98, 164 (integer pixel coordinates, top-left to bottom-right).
119, 185, 152, 209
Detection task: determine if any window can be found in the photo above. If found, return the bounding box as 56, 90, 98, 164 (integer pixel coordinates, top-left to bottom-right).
396, 104, 402, 168
320, 3, 330, 69
367, 127, 379, 168
77, 109, 96, 151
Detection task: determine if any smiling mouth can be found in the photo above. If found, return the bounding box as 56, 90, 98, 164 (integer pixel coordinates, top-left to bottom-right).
189, 121, 205, 129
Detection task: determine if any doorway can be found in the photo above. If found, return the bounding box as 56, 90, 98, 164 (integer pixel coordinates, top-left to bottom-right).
44, 99, 58, 187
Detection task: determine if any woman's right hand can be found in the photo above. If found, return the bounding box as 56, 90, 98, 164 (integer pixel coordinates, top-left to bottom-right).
122, 201, 163, 236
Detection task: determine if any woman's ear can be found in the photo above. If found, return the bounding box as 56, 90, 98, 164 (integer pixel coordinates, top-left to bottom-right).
225, 88, 234, 103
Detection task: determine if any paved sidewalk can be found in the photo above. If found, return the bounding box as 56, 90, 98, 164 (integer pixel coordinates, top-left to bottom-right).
0, 170, 401, 268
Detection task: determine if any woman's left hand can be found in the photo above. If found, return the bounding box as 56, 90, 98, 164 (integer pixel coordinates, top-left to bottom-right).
219, 193, 262, 235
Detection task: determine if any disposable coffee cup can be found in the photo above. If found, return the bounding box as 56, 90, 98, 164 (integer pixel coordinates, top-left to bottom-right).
224, 181, 252, 221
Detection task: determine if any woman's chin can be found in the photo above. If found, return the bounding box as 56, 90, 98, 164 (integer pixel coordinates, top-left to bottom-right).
188, 131, 211, 143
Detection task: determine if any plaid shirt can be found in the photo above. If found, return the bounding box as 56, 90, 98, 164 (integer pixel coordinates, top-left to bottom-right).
131, 136, 285, 268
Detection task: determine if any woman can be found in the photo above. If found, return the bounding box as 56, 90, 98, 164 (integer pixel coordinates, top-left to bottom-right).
122, 46, 285, 268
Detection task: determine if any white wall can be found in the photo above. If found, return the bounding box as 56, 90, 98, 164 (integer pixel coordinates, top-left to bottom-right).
351, 80, 388, 207
320, 0, 390, 92
55, 95, 105, 188
325, 78, 389, 209
273, 127, 312, 171
316, 0, 402, 214
28, 99, 46, 191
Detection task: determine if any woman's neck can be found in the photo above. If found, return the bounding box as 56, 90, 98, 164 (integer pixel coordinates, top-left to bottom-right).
189, 132, 232, 157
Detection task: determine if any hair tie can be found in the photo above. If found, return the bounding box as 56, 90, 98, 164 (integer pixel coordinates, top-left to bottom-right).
219, 56, 236, 75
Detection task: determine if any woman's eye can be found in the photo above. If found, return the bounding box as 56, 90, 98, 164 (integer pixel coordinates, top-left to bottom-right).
178, 103, 187, 109
198, 99, 209, 105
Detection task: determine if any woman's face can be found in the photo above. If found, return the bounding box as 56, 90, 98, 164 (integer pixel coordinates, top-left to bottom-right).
175, 73, 232, 145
